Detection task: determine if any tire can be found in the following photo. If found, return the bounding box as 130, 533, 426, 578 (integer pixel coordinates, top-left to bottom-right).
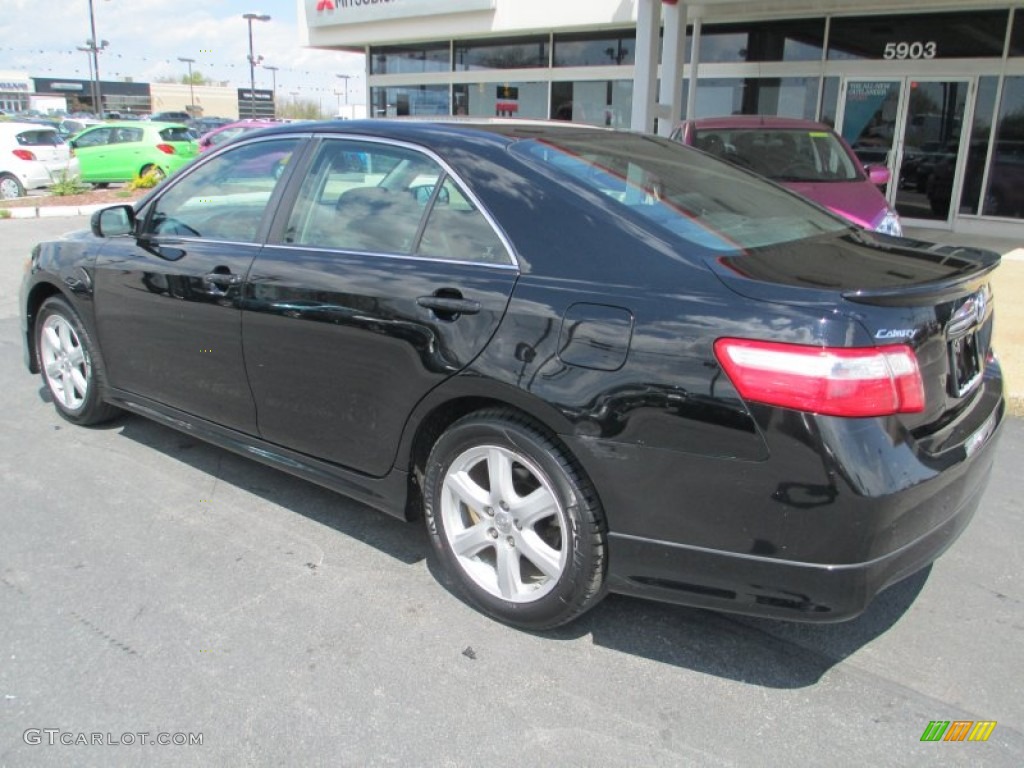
0, 172, 25, 200
35, 296, 119, 426
140, 165, 166, 182
423, 408, 607, 629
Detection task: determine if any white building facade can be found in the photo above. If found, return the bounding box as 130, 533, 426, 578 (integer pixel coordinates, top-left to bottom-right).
301, 0, 1024, 237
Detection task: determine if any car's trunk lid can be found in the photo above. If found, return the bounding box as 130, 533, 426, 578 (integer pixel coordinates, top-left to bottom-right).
707, 230, 1002, 439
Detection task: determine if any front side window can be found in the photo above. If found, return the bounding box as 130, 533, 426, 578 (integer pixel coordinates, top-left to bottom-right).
146, 138, 299, 242
73, 128, 113, 148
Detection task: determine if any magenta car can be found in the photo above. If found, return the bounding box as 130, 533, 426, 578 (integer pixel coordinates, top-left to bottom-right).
672, 116, 902, 237
197, 120, 278, 153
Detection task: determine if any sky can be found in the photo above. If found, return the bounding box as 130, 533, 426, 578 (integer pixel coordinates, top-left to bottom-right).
0, 0, 366, 103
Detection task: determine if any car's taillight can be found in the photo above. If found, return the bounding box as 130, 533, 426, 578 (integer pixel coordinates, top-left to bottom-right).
13, 149, 36, 161
713, 338, 925, 417
156, 144, 176, 155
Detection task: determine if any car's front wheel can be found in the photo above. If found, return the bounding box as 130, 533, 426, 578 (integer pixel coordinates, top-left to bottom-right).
35, 296, 119, 425
423, 409, 607, 629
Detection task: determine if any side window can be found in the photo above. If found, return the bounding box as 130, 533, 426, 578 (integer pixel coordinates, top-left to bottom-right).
417, 178, 510, 264
146, 138, 299, 242
73, 128, 112, 148
284, 140, 437, 254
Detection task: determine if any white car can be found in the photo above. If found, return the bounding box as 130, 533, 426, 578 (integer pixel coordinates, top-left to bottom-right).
0, 123, 79, 199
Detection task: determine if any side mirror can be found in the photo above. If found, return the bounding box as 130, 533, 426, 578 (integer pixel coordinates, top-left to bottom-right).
91, 205, 136, 238
867, 165, 891, 186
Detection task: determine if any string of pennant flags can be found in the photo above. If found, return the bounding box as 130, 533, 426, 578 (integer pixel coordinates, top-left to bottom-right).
0, 45, 363, 95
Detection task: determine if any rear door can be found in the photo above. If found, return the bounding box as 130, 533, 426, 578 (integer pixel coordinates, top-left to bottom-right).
243, 137, 518, 476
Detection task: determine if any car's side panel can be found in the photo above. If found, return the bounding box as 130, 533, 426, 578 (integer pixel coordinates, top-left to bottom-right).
91, 235, 261, 434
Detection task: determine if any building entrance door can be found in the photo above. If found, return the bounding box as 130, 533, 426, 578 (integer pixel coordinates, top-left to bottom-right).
838, 78, 973, 225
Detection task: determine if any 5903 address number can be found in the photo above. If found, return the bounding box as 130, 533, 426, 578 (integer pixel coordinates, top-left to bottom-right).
883, 41, 937, 60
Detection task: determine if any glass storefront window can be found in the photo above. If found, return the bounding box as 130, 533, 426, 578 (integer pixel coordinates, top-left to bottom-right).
553, 29, 635, 67
695, 19, 825, 63
828, 11, 1008, 61
550, 80, 632, 128
958, 77, 997, 215
453, 82, 547, 119
369, 85, 450, 118
683, 77, 820, 120
370, 44, 451, 75
982, 76, 1024, 218
455, 37, 549, 71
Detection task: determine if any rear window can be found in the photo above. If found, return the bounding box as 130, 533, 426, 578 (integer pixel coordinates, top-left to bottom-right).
16, 130, 62, 147
511, 132, 848, 251
159, 127, 197, 142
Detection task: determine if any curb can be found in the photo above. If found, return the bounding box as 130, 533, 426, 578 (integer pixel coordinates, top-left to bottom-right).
3, 203, 113, 219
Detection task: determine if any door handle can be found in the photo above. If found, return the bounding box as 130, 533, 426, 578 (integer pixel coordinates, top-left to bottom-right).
416, 295, 481, 316
204, 272, 242, 285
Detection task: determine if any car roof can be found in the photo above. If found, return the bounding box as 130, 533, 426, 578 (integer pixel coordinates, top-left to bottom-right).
0, 121, 57, 133
250, 117, 608, 147
686, 115, 834, 132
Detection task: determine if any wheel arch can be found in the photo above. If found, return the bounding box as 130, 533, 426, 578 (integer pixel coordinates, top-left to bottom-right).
398, 378, 578, 521
23, 280, 65, 373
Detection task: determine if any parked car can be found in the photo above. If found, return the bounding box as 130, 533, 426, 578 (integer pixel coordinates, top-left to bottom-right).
188, 116, 234, 136
69, 121, 198, 184
20, 120, 1003, 629
149, 111, 192, 123
197, 120, 278, 152
672, 116, 902, 236
54, 117, 104, 140
0, 122, 78, 199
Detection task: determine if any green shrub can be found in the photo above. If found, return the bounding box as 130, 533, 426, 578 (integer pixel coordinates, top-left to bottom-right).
0, 209, 11, 219
49, 169, 89, 197
128, 169, 164, 190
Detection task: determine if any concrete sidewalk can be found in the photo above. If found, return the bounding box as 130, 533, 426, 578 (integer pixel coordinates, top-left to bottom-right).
3, 206, 1020, 412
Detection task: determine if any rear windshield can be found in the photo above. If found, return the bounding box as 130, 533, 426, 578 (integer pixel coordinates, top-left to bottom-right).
693, 127, 863, 183
16, 129, 62, 147
159, 127, 197, 142
510, 132, 849, 251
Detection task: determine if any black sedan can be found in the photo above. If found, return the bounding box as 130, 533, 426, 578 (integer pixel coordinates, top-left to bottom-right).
20, 120, 1005, 629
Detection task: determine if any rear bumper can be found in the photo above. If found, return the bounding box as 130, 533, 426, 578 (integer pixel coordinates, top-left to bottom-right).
606, 457, 991, 621
566, 372, 1004, 622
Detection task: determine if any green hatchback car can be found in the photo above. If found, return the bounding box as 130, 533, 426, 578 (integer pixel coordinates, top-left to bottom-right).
69, 121, 198, 184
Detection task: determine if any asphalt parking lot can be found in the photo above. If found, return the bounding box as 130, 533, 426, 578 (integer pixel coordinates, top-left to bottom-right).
1, 216, 1021, 767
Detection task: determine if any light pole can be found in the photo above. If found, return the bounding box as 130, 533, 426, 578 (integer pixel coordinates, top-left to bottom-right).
178, 57, 196, 114
86, 0, 105, 115
335, 73, 351, 117
242, 12, 270, 119
76, 46, 95, 111
263, 65, 278, 116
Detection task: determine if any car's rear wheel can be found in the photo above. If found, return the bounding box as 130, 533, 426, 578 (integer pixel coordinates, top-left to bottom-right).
423, 409, 607, 629
36, 296, 119, 426
0, 172, 25, 199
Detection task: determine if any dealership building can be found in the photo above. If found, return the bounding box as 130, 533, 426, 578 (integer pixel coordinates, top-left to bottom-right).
302, 0, 1024, 238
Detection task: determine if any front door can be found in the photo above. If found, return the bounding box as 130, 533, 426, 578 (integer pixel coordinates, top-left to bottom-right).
839, 77, 972, 224
92, 136, 304, 433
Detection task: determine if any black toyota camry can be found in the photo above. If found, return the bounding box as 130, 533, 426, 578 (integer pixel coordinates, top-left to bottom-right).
20, 119, 1005, 629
